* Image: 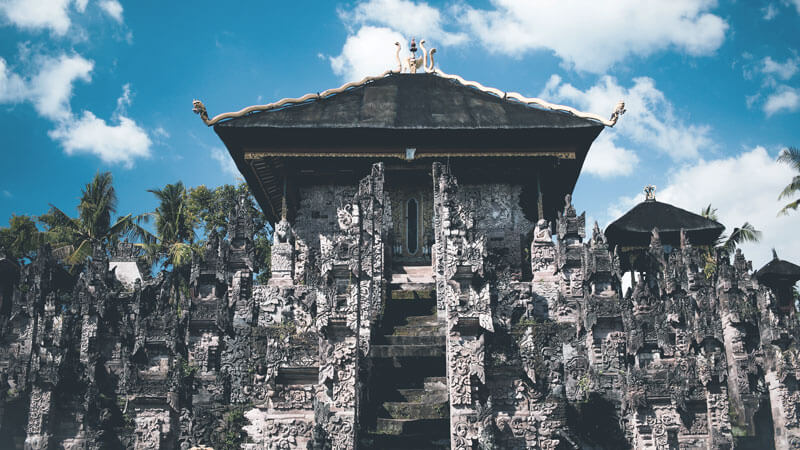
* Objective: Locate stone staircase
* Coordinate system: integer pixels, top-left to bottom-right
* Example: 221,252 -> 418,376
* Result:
360,267 -> 450,449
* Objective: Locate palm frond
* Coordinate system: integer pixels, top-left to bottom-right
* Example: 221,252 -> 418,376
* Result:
779,199 -> 800,216
168,242 -> 194,268
67,239 -> 93,266
778,147 -> 800,171
700,204 -> 719,221
722,222 -> 762,253
778,175 -> 800,200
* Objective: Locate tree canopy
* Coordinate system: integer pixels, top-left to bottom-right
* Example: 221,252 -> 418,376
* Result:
778,146 -> 800,216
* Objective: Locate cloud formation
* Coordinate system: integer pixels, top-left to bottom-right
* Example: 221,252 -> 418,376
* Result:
0,0 -> 75,35
763,86 -> 800,116
99,0 -> 123,23
0,53 -> 151,166
29,53 -> 93,120
581,133 -> 639,178
49,111 -> 151,167
457,0 -> 728,73
541,75 -> 713,164
762,56 -> 799,80
211,147 -> 241,180
330,26 -> 405,81
342,0 -> 466,46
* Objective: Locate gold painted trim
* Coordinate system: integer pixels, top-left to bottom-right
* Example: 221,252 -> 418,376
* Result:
416,151 -> 575,159
193,70 -> 399,126
244,151 -> 575,159
245,152 -> 406,159
193,60 -> 624,128
433,69 -> 625,127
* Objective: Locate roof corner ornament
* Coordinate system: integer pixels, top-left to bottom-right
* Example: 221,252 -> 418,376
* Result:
644,185 -> 657,201
192,99 -> 211,126
395,38 -> 437,74
608,100 -> 626,126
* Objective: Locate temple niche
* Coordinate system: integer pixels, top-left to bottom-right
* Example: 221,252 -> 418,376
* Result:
0,40 -> 799,450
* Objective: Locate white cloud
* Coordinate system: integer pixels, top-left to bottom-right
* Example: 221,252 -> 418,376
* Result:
763,85 -> 800,116
73,0 -> 87,12
0,57 -> 27,103
211,147 -> 240,180
0,0 -> 72,35
343,0 -> 466,46
541,74 -> 712,161
762,56 -> 799,80
2,190 -> 11,198
29,53 -> 93,120
330,26 -> 406,81
651,147 -> 799,268
99,0 -> 123,23
763,3 -> 779,19
457,0 -> 727,73
49,111 -> 151,167
582,133 -> 639,178
0,53 -> 152,166
116,82 -> 131,113
153,126 -> 169,138
789,0 -> 800,14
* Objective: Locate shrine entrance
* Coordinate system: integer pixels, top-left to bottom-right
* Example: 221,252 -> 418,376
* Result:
388,173 -> 433,266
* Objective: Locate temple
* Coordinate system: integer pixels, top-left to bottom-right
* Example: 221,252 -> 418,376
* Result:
1,41 -> 800,449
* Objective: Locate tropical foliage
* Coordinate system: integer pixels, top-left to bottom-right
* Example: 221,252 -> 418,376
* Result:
38,172 -> 144,268
0,215 -> 45,262
187,183 -> 271,283
0,174 -> 272,286
700,204 -> 762,277
777,146 -> 800,216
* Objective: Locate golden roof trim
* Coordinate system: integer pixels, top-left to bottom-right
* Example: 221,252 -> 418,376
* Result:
243,151 -> 575,159
193,43 -> 625,128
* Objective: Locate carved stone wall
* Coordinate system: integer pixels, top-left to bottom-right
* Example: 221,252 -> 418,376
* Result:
0,161 -> 798,449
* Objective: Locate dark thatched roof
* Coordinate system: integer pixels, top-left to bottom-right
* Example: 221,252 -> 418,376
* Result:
756,251 -> 800,287
215,73 -> 603,131
605,199 -> 725,249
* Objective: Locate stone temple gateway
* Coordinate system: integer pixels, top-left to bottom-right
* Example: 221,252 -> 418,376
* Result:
1,43 -> 800,449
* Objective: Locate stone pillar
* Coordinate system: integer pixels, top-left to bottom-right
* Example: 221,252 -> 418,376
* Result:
432,162 -> 494,449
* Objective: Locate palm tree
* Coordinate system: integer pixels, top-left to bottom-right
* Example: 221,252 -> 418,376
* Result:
700,204 -> 762,276
138,181 -> 197,270
135,182 -> 198,304
40,171 -> 141,267
778,146 -> 800,216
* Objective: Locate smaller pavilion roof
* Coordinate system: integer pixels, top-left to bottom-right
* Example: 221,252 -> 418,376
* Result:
605,198 -> 725,250
756,250 -> 800,287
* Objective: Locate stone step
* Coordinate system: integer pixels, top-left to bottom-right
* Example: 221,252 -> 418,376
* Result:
396,315 -> 439,328
390,324 -> 443,336
381,401 -> 449,419
386,296 -> 436,311
424,377 -> 448,391
379,335 -> 445,345
395,388 -> 448,403
390,283 -> 436,295
375,418 -> 449,436
369,344 -> 445,358
360,432 -> 450,450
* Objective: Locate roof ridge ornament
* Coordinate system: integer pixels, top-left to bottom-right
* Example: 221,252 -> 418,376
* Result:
644,185 -> 657,201
395,38 -> 436,73
192,41 -> 624,127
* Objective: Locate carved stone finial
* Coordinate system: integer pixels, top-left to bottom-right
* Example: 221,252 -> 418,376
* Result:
609,100 -> 626,126
395,38 -> 436,74
773,248 -> 779,260
192,99 -> 209,125
644,185 -> 656,201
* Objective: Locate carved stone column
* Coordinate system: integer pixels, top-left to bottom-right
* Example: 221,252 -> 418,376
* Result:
432,162 -> 493,449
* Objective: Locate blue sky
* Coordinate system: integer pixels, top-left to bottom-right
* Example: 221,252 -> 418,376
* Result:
0,0 -> 799,269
